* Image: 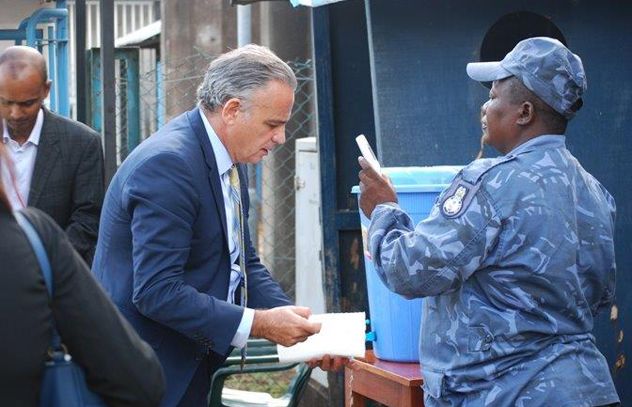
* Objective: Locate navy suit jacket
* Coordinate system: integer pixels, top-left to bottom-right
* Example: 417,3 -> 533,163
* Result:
92,108 -> 290,406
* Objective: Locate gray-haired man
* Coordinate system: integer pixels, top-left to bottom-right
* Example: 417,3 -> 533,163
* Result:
358,37 -> 619,406
94,44 -> 341,407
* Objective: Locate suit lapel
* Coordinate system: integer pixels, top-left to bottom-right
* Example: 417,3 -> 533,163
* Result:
29,109 -> 61,206
186,107 -> 228,243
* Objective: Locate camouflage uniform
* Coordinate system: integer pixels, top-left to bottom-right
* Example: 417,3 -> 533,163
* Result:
368,135 -> 620,406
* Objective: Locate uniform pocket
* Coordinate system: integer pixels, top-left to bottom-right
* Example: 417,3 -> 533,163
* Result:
468,325 -> 494,352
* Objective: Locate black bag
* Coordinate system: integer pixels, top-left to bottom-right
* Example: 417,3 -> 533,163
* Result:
15,211 -> 107,407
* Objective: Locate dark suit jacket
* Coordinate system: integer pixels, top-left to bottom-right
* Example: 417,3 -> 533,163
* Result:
92,107 -> 290,407
28,109 -> 104,264
0,207 -> 164,406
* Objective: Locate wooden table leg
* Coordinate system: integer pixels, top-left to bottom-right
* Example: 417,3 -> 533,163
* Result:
399,384 -> 424,407
345,366 -> 367,407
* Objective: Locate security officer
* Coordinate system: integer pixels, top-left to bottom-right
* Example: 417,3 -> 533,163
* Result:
358,37 -> 620,406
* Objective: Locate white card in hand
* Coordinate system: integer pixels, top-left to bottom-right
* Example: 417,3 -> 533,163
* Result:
276,312 -> 366,363
356,134 -> 381,173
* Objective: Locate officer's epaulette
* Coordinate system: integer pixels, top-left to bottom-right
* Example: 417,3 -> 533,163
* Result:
460,155 -> 516,185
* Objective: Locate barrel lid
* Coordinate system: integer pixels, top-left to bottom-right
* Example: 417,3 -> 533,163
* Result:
351,165 -> 461,193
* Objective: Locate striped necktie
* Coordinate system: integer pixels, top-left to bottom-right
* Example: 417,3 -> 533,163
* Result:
229,165 -> 248,368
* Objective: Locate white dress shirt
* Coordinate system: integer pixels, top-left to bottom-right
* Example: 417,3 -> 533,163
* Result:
1,109 -> 44,209
199,109 -> 254,349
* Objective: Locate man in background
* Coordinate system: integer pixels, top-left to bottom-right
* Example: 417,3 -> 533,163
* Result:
0,46 -> 104,264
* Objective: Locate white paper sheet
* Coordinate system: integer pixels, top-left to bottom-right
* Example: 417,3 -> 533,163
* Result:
276,312 -> 366,363
289,0 -> 349,8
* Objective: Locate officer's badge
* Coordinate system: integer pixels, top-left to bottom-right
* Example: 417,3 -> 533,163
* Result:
442,186 -> 468,217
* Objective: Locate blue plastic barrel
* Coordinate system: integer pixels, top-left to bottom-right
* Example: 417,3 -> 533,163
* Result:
352,166 -> 461,362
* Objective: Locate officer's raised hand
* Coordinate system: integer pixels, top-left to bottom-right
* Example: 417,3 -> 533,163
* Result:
358,156 -> 397,218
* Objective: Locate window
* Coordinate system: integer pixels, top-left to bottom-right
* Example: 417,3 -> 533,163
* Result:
480,11 -> 566,62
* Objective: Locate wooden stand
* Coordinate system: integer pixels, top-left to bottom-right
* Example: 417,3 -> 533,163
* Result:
344,350 -> 424,407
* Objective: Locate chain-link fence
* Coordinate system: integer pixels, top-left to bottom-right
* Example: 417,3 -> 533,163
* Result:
257,59 -> 315,300
115,58 -> 131,164
110,51 -> 315,301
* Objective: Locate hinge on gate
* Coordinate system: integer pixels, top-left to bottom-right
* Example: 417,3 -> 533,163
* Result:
294,175 -> 306,191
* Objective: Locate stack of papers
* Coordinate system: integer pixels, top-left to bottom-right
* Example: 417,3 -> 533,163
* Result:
277,312 -> 366,363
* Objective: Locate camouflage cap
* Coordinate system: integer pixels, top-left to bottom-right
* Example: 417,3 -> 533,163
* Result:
466,37 -> 587,119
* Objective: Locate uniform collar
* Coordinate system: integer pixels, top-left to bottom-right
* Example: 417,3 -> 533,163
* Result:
506,134 -> 566,158
198,108 -> 233,176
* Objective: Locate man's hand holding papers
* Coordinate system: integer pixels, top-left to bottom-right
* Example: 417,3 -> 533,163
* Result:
277,312 -> 366,372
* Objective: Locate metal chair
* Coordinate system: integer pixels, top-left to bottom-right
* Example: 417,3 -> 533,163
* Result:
208,339 -> 313,407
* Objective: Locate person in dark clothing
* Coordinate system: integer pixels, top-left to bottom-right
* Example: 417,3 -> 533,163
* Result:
0,142 -> 165,406
0,46 -> 104,265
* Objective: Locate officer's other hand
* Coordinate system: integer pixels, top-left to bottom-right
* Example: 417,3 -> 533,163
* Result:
251,306 -> 322,347
358,156 -> 397,218
307,355 -> 349,372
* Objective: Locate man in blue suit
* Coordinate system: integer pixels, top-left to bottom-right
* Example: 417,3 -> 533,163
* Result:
93,45 -> 324,406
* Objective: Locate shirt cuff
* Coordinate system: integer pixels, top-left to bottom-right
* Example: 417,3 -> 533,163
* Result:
230,307 -> 255,349
375,202 -> 401,214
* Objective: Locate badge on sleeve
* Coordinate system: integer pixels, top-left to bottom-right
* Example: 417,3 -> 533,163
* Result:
440,181 -> 477,219
442,186 -> 467,216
